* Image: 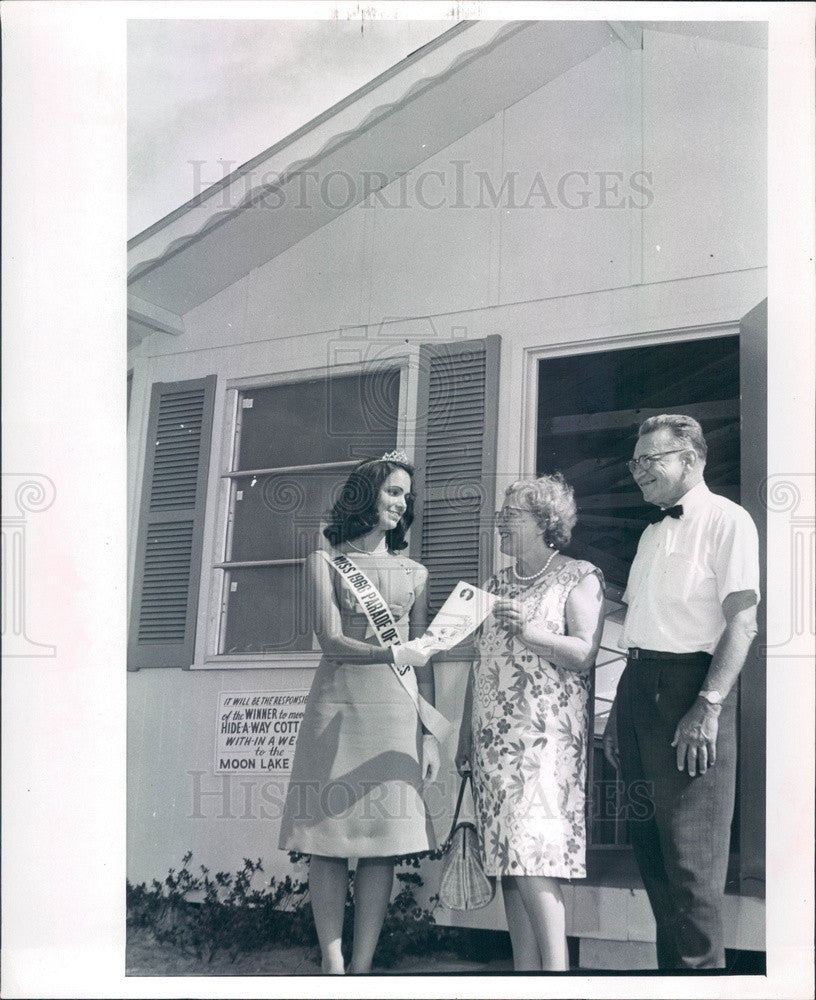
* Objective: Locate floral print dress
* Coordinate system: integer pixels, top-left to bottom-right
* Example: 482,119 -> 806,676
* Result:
471,559 -> 603,878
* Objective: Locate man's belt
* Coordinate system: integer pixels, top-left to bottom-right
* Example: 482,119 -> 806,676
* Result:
627,647 -> 711,662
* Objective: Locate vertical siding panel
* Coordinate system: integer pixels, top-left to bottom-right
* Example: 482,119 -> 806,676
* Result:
738,298 -> 767,894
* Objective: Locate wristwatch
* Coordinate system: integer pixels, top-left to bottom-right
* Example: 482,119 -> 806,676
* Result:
698,689 -> 723,707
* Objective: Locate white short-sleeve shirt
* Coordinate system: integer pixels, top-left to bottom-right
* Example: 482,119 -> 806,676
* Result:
622,481 -> 760,654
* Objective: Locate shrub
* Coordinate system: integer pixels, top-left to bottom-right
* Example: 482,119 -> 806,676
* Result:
126,851 -> 464,968
126,852 -> 314,963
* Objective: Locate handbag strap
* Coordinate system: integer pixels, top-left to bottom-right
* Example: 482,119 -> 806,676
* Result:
445,774 -> 473,844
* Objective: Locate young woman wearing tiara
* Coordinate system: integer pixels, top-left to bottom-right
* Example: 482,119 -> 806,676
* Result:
278,452 -> 446,975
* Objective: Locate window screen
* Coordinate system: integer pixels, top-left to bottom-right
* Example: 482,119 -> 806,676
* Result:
219,369 -> 400,654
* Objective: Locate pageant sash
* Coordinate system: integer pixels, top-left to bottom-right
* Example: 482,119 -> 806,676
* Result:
318,550 -> 452,743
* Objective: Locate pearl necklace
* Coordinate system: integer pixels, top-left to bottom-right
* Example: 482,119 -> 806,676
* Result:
345,538 -> 386,555
512,548 -> 558,582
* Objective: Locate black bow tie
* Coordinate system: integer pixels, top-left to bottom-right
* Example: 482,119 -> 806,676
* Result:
650,504 -> 683,524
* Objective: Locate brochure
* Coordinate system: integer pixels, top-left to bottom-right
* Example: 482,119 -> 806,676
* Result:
416,581 -> 497,654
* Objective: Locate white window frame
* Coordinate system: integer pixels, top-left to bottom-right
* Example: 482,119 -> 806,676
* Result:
193,351 -> 419,669
519,320 -> 741,480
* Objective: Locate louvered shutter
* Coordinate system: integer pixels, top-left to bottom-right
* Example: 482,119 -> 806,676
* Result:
411,337 -> 501,624
128,376 -> 216,669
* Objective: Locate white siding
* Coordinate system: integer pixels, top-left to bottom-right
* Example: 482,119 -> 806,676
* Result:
127,28 -> 768,919
641,28 -> 767,284
368,120 -> 496,321
500,43 -> 643,303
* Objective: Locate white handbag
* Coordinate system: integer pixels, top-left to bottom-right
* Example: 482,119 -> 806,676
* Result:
438,774 -> 495,910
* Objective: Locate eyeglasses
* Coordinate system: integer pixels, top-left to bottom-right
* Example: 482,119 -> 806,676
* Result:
494,506 -> 531,522
627,449 -> 687,474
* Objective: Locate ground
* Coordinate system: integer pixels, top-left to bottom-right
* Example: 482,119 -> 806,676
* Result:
126,926 -> 514,977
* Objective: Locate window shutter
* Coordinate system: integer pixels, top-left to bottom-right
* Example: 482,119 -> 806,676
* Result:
411,336 -> 501,618
128,376 -> 216,669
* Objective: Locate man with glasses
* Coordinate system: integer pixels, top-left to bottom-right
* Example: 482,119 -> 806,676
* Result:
603,413 -> 759,969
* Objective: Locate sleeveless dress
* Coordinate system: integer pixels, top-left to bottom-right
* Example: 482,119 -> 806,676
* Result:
471,559 -> 603,879
278,550 -> 436,858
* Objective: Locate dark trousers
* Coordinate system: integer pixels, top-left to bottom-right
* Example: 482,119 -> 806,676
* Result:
617,652 -> 737,970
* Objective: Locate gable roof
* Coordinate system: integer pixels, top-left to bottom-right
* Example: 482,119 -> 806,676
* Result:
127,17 -> 766,343
128,20 -> 621,322
127,20 -> 474,255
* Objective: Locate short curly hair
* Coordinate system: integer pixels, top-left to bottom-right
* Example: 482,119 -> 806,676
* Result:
638,413 -> 708,462
505,473 -> 577,549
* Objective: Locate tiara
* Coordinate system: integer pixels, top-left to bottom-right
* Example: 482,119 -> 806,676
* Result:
381,449 -> 410,464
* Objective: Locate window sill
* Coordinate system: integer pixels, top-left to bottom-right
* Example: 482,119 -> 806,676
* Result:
193,646 -> 476,669
193,652 -> 322,670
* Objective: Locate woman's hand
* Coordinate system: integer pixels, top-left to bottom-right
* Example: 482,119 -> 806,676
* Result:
392,639 -> 432,669
421,733 -> 441,783
492,597 -> 526,637
454,726 -> 473,776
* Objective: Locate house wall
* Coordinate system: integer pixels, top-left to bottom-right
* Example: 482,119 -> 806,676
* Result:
132,28 -> 765,360
127,27 -> 767,957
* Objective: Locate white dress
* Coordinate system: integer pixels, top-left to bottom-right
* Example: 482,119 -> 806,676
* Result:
278,551 -> 436,858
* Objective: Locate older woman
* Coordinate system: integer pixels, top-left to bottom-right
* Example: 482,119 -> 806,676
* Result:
455,474 -> 604,971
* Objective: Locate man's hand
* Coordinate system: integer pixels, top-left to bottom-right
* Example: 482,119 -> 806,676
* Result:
671,698 -> 720,776
602,700 -> 620,771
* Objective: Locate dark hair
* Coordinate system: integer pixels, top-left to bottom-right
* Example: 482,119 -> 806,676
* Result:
323,459 -> 415,551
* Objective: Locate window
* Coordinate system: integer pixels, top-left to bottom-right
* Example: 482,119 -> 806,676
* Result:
123,336 -> 501,667
216,369 -> 402,655
535,335 -> 741,847
205,335 -> 501,662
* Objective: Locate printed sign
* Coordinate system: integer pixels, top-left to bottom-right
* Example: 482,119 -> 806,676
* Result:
216,690 -> 308,775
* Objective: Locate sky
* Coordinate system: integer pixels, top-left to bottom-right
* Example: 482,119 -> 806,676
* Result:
128,17 -> 452,237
